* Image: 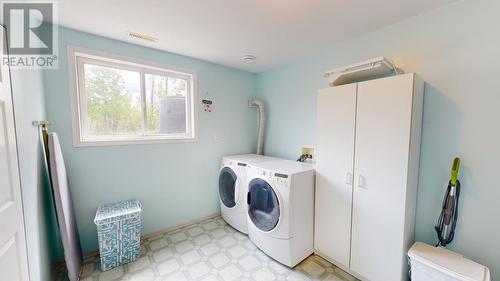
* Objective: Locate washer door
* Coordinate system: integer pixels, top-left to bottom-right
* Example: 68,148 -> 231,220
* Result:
219,167 -> 237,208
248,178 -> 280,232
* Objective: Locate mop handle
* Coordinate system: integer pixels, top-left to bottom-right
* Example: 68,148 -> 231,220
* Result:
450,158 -> 461,187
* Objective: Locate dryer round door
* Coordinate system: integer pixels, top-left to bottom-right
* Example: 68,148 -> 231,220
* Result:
248,178 -> 280,232
219,167 -> 237,208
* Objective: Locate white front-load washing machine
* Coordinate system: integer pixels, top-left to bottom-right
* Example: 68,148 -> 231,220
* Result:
219,154 -> 276,234
246,159 -> 315,267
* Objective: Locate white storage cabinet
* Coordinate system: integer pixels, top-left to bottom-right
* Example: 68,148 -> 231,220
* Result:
314,73 -> 424,281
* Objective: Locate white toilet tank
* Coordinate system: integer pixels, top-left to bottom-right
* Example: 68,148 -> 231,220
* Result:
408,242 -> 490,281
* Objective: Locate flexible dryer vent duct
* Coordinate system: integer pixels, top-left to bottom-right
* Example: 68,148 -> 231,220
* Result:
248,98 -> 265,155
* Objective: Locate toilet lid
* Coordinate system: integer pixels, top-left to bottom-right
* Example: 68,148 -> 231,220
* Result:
408,242 -> 490,281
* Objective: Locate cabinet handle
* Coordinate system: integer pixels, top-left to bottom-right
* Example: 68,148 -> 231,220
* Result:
346,172 -> 353,185
358,175 -> 366,188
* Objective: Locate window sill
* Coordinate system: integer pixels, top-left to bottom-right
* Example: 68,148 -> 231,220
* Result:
73,136 -> 198,147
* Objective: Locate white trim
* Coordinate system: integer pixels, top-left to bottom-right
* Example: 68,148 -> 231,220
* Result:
139,70 -> 147,134
141,213 -> 221,241
67,46 -> 198,147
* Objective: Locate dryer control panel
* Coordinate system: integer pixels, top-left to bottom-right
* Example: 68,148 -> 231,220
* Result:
274,173 -> 289,185
250,166 -> 290,186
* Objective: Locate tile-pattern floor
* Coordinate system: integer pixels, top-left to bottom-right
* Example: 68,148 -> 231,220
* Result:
59,216 -> 358,281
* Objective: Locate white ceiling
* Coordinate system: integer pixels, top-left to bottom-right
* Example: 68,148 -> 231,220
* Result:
56,0 -> 456,73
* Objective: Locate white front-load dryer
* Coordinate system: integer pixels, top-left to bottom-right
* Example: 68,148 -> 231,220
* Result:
246,159 -> 315,267
219,154 -> 275,234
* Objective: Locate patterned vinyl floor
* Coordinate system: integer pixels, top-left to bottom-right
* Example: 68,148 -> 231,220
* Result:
58,216 -> 358,281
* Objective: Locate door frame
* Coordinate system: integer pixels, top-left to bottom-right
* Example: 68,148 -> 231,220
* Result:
0,23 -> 31,281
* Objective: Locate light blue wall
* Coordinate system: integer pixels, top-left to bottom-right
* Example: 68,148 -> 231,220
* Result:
257,0 -> 500,277
11,68 -> 59,281
43,27 -> 258,253
40,0 -> 499,276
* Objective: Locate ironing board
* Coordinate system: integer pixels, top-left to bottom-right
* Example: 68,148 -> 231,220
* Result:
48,133 -> 82,281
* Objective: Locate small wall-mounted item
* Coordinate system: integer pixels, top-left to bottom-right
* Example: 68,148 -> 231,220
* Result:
299,145 -> 315,162
202,99 -> 213,112
202,91 -> 213,113
324,57 -> 398,86
32,120 -> 51,127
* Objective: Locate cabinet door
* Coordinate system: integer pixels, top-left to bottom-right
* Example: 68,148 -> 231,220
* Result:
315,84 -> 357,267
350,74 -> 414,281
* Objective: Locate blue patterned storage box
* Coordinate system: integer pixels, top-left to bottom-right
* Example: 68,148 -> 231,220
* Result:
94,199 -> 142,271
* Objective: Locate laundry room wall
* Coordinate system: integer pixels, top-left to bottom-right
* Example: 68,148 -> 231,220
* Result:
256,0 -> 500,277
43,26 -> 258,254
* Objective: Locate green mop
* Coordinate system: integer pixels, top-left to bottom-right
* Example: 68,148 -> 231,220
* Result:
435,157 -> 461,247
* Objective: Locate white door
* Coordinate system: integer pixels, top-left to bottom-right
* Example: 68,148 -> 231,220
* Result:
0,25 -> 30,281
315,83 -> 357,267
350,74 -> 414,281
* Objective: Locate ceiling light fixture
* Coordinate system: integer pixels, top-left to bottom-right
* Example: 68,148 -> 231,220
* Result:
242,55 -> 257,63
127,31 -> 158,42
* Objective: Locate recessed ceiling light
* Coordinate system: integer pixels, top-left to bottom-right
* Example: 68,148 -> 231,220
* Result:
128,31 -> 158,42
242,55 -> 256,63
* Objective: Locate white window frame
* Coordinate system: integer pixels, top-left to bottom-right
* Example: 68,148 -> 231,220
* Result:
68,46 -> 197,147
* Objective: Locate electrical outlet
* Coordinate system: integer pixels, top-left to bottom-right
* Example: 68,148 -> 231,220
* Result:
300,145 -> 315,162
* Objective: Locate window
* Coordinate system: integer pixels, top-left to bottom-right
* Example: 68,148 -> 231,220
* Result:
68,47 -> 196,146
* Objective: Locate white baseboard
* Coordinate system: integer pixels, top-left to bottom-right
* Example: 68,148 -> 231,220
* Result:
141,213 -> 220,241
